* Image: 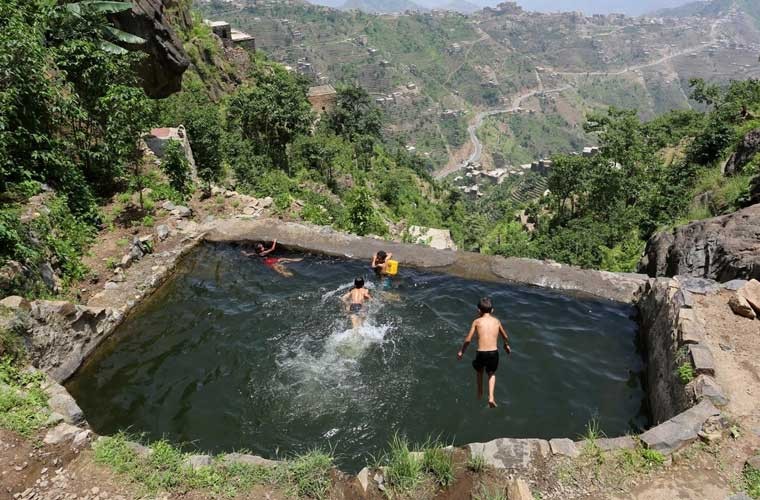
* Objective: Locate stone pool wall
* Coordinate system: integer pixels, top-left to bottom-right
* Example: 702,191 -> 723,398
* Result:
638,276 -> 729,425
205,219 -> 648,303
0,218 -> 733,489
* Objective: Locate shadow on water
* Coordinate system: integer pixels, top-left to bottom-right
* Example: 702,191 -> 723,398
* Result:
67,243 -> 649,472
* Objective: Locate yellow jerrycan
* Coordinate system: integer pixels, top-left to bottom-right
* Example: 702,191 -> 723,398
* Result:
385,259 -> 399,276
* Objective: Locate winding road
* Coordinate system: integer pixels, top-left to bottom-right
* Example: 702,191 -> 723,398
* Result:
434,85 -> 570,178
433,16 -> 726,179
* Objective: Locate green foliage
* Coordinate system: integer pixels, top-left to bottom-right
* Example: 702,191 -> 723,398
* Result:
422,444 -> 455,488
344,187 -> 387,236
326,85 -> 383,142
93,434 -> 334,498
0,355 -> 49,437
286,450 -> 333,499
385,434 -> 424,493
466,454 -> 487,473
745,463 -> 760,499
0,195 -> 93,297
157,82 -> 223,186
161,140 -> 192,198
677,362 -> 696,384
227,61 -> 314,170
481,221 -> 536,259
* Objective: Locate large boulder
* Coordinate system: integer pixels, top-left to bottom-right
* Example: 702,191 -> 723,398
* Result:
638,204 -> 760,282
110,0 -> 190,98
638,231 -> 674,277
724,128 -> 760,176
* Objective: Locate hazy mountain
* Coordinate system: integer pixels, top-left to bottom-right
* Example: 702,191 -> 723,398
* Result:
340,0 -> 426,13
416,0 -> 481,13
309,0 -> 698,16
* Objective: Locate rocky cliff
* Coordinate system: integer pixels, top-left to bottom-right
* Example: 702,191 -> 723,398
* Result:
639,203 -> 760,281
111,0 -> 190,98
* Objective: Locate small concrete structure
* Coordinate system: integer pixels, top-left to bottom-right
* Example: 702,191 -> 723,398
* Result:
307,85 -> 338,114
144,126 -> 197,180
205,20 -> 231,40
407,226 -> 457,251
230,30 -> 256,51
203,19 -> 256,51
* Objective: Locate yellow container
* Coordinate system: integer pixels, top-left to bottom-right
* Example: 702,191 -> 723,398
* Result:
385,259 -> 399,276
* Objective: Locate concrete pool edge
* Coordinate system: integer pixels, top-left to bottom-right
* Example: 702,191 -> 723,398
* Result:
204,218 -> 649,304
2,218 -> 731,487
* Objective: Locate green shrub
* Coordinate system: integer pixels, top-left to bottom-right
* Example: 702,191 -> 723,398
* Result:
677,362 -> 696,384
0,356 -> 49,436
422,444 -> 454,487
745,463 -> 760,499
286,450 -> 333,500
344,187 -> 387,236
161,140 -> 193,198
385,434 -> 423,492
466,454 -> 487,473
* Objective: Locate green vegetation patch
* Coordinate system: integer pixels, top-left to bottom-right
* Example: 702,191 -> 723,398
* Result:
93,434 -> 334,498
745,463 -> 760,499
0,345 -> 50,437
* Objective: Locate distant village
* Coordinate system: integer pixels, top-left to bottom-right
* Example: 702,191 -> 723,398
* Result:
454,146 -> 601,198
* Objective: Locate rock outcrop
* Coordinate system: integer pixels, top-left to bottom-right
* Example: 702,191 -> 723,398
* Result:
638,204 -> 760,282
111,0 -> 190,98
724,128 -> 760,176
0,298 -> 121,383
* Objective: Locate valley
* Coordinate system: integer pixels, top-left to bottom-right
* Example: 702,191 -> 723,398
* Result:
199,0 -> 760,180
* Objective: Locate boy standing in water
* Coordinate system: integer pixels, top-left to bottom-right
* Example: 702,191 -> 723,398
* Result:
457,298 -> 511,408
342,278 -> 372,329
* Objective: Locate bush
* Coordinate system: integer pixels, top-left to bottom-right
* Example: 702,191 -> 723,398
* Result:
385,434 -> 423,493
677,362 -> 696,384
422,445 -> 454,487
344,187 -> 387,236
0,355 -> 49,436
161,140 -> 192,198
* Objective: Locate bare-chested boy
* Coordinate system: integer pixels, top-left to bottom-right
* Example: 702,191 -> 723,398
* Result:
456,297 -> 511,408
342,278 -> 372,329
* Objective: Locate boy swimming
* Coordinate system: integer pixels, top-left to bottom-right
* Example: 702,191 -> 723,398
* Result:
457,297 -> 511,408
241,239 -> 302,277
342,278 -> 372,329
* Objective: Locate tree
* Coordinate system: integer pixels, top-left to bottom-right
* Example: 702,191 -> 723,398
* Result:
226,62 -> 313,171
326,86 -> 383,141
344,186 -> 386,236
161,140 -> 192,198
481,221 -> 535,259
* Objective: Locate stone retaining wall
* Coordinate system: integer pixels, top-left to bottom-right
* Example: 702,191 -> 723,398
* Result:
638,276 -> 728,424
1,217 -> 735,491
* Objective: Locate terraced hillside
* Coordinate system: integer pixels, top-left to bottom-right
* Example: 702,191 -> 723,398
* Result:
198,0 -> 760,177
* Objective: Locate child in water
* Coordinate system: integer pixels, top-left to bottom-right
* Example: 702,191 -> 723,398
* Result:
241,239 -> 302,277
342,277 -> 372,329
457,297 -> 511,408
371,250 -> 394,291
371,250 -> 392,276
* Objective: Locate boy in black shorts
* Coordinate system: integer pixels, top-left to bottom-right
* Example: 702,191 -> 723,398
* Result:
457,298 -> 511,408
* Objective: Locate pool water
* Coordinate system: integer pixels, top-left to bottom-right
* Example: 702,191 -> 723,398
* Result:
67,244 -> 647,471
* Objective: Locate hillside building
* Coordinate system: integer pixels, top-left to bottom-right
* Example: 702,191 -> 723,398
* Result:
307,85 -> 338,114
203,20 -> 256,52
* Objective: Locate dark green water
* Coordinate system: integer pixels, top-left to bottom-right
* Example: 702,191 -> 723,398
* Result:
68,244 -> 647,471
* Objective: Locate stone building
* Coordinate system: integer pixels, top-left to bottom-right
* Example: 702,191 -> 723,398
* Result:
307,85 -> 338,114
203,19 -> 256,52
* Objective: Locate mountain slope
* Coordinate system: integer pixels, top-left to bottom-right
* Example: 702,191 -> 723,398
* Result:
341,0 -> 425,13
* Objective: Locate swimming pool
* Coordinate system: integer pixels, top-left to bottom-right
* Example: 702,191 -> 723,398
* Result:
67,244 -> 647,471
